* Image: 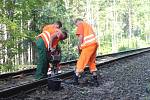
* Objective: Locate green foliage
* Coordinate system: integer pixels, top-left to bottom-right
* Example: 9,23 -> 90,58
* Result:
99,34 -> 112,54
59,27 -> 78,61
118,46 -> 131,51
0,0 -> 150,73
0,0 -> 66,71
1,64 -> 13,72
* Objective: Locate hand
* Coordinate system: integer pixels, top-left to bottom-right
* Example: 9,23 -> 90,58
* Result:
35,36 -> 39,40
77,46 -> 82,54
78,49 -> 82,54
50,48 -> 55,52
32,42 -> 36,46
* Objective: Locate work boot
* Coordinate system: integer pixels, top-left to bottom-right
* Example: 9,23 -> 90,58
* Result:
57,70 -> 62,74
56,65 -> 62,74
89,75 -> 99,87
57,63 -> 62,74
80,73 -> 88,84
47,67 -> 52,77
93,75 -> 99,87
72,74 -> 79,85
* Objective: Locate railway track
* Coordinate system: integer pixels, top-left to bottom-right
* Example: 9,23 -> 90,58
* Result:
0,47 -> 150,99
14,49 -> 150,100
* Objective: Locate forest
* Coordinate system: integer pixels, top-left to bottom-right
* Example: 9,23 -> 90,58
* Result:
0,0 -> 150,73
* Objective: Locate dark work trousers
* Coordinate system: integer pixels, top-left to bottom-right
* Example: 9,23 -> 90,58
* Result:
35,37 -> 48,80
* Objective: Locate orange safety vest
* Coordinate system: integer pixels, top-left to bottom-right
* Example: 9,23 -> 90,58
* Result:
38,24 -> 61,49
78,22 -> 97,49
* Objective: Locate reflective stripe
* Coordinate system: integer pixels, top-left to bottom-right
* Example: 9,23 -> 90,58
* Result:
44,31 -> 51,40
84,37 -> 96,44
39,31 -> 51,50
83,34 -> 94,41
42,33 -> 50,49
81,37 -> 97,47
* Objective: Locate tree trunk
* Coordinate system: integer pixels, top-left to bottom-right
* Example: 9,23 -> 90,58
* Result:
112,0 -> 117,52
128,0 -> 132,48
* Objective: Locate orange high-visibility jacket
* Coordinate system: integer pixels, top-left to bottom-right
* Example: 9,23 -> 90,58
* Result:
38,24 -> 62,49
76,21 -> 97,49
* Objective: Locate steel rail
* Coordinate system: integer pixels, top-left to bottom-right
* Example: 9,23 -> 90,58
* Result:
0,47 -> 150,98
1,47 -> 150,79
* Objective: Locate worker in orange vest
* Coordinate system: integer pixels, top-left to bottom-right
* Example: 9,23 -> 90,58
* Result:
35,21 -> 67,80
73,18 -> 99,86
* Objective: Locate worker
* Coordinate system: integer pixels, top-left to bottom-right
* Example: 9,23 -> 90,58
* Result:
35,21 -> 67,80
73,18 -> 99,86
47,45 -> 62,76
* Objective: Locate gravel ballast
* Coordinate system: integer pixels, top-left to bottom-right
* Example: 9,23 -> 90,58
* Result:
9,51 -> 150,100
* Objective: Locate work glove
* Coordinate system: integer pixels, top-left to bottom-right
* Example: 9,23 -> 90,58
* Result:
50,48 -> 56,52
32,42 -> 36,46
77,46 -> 82,54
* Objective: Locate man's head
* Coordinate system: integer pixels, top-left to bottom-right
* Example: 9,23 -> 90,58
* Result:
61,31 -> 68,40
54,21 -> 62,28
58,27 -> 68,40
75,18 -> 83,26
